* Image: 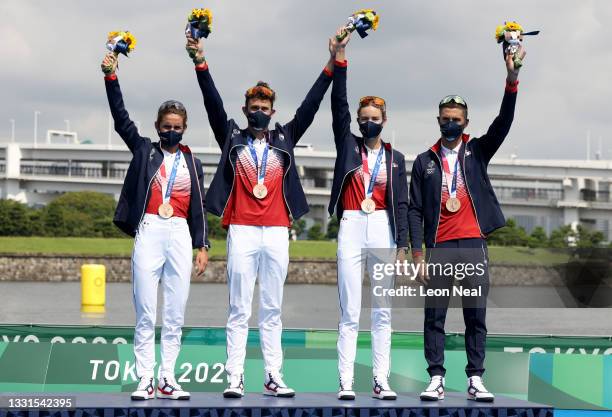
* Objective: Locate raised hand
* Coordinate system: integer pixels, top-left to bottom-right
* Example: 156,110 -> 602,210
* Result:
186,31 -> 205,64
101,52 -> 118,75
331,26 -> 351,62
506,44 -> 526,82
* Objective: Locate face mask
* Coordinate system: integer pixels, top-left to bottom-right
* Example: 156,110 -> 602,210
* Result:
247,111 -> 271,131
159,130 -> 183,147
358,121 -> 383,139
440,121 -> 464,141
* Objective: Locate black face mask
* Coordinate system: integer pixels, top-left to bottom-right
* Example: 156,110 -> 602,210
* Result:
358,121 -> 383,139
439,121 -> 464,141
247,111 -> 271,131
159,130 -> 183,147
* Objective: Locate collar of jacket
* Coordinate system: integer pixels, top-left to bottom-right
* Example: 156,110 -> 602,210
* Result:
152,141 -> 193,155
430,133 -> 470,154
357,137 -> 393,153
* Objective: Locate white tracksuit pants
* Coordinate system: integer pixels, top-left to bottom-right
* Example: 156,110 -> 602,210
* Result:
337,209 -> 396,380
132,214 -> 192,379
225,224 -> 289,376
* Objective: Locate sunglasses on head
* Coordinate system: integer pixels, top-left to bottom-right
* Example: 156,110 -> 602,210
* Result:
359,96 -> 386,109
246,86 -> 274,99
159,100 -> 186,112
439,95 -> 467,108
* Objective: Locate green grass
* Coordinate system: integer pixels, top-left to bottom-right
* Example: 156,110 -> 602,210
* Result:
0,237 -> 569,264
0,237 -> 337,259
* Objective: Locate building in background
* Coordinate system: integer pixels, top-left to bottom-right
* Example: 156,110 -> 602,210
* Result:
1,140 -> 611,240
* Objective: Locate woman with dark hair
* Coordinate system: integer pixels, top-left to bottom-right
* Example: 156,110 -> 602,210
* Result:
101,52 -> 209,401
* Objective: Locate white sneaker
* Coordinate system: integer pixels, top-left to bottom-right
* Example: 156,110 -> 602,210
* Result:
263,371 -> 295,397
157,376 -> 190,400
467,376 -> 495,402
338,377 -> 355,400
420,375 -> 445,401
223,373 -> 245,398
372,375 -> 397,400
131,376 -> 155,400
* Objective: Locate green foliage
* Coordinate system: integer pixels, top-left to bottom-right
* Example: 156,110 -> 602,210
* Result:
492,219 -> 606,248
207,215 -> 227,239
291,218 -> 307,237
0,192 -> 124,238
527,226 -> 548,248
325,217 -> 339,240
487,218 -> 529,246
0,200 -> 34,236
307,223 -> 325,240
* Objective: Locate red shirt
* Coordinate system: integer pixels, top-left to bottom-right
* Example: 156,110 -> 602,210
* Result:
222,140 -> 290,228
145,148 -> 191,218
341,144 -> 387,211
435,139 -> 482,243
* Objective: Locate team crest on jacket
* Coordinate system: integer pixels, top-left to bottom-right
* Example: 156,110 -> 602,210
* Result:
425,160 -> 435,176
465,150 -> 471,157
355,145 -> 359,154
279,133 -> 285,141
149,148 -> 155,161
233,128 -> 240,136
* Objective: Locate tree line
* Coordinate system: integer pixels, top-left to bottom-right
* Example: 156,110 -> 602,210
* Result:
0,192 -> 607,247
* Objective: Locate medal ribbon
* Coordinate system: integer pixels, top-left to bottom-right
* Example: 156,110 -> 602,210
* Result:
247,137 -> 269,185
163,150 -> 182,204
361,145 -> 384,199
440,151 -> 459,199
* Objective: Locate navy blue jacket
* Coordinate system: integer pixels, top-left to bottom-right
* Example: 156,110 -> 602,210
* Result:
408,82 -> 518,251
104,75 -> 210,249
195,64 -> 332,220
329,62 -> 409,248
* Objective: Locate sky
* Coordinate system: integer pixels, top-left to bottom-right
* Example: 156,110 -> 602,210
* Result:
1,0 -> 611,160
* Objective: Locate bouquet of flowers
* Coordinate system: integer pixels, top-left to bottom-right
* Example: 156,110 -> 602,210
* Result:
495,21 -> 539,69
187,8 -> 213,39
337,9 -> 379,41
106,31 -> 137,57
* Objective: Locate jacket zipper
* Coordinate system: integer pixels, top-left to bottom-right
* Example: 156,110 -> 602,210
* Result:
190,152 -> 207,247
268,144 -> 293,218
138,161 -> 162,229
461,147 -> 484,236
431,150 -> 444,247
332,165 -> 360,217
389,148 -> 397,242
220,144 -> 243,217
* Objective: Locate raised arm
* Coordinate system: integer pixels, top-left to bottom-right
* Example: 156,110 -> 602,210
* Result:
101,53 -> 145,153
282,37 -> 337,147
187,34 -> 230,147
331,28 -> 352,150
472,45 -> 526,163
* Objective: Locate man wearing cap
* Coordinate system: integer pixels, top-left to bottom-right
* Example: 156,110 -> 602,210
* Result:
408,46 -> 526,402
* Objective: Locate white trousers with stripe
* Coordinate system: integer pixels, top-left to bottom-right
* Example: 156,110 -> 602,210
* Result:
132,214 -> 192,379
225,224 -> 289,376
336,209 -> 396,381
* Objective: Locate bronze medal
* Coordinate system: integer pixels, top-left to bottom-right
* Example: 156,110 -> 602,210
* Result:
445,197 -> 461,213
158,203 -> 174,219
361,198 -> 376,214
253,183 -> 268,199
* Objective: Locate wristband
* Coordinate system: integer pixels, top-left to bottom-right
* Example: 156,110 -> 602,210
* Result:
193,55 -> 206,65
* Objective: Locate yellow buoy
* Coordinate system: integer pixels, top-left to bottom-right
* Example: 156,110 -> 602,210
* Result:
81,264 -> 106,313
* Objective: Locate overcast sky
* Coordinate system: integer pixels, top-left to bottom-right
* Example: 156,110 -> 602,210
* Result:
1,1 -> 611,160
